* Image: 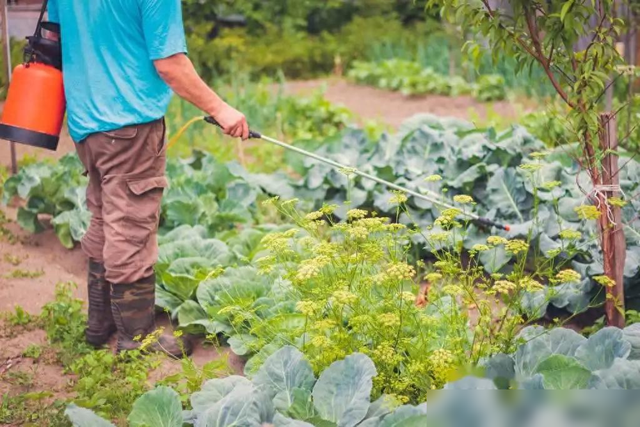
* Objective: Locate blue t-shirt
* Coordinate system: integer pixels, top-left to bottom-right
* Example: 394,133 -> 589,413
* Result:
47,0 -> 187,142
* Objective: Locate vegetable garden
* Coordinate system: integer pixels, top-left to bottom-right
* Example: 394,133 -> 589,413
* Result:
2,1 -> 640,426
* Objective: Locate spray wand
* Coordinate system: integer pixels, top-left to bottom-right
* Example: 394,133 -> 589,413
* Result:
167,116 -> 511,232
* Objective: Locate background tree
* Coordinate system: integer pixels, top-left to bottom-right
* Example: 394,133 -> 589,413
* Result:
427,0 -> 629,327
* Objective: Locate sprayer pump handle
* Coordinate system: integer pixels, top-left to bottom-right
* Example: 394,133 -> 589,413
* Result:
204,116 -> 261,139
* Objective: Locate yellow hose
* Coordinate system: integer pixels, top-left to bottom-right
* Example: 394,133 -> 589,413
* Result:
166,116 -> 206,150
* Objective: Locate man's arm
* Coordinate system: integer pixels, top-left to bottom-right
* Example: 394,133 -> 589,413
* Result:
154,54 -> 249,139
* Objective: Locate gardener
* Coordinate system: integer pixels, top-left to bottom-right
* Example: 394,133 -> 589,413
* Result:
47,0 -> 249,357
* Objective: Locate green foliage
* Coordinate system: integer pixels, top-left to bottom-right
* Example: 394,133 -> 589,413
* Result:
449,325 -> 640,390
0,39 -> 26,100
69,349 -> 159,423
6,305 -> 34,326
2,154 -> 89,248
39,282 -> 93,367
22,344 -> 43,360
65,347 -> 427,426
348,59 -> 505,101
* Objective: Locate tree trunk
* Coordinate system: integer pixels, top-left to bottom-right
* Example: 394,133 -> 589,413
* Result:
598,113 -> 626,328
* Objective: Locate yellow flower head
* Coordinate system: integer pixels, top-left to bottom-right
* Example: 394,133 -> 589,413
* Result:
559,229 -> 582,240
487,236 -> 508,246
390,192 -> 408,205
386,262 -> 416,281
594,275 -> 616,288
425,174 -> 443,182
347,209 -> 368,220
556,269 -> 581,284
505,239 -> 529,255
574,205 -> 601,220
453,195 -> 475,205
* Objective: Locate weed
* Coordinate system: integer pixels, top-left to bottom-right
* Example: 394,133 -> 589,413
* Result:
0,393 -> 69,426
3,253 -> 21,266
6,305 -> 33,326
22,344 -> 43,360
69,348 -> 159,423
40,282 -> 93,367
4,268 -> 44,279
159,349 -> 231,404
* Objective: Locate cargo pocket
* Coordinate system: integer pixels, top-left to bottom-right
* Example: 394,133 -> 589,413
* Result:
123,176 -> 168,245
101,125 -> 138,141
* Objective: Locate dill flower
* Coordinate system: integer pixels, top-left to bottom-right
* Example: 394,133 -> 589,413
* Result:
401,291 -> 416,302
520,277 -> 544,292
453,195 -> 474,204
281,198 -> 300,208
505,239 -> 529,255
519,163 -> 543,172
594,275 -> 616,288
494,280 -> 517,294
378,313 -> 401,328
348,226 -> 369,240
296,300 -> 321,316
556,269 -> 581,284
487,236 -> 508,246
386,262 -> 416,281
559,229 -> 582,240
442,284 -> 464,296
574,205 -> 601,220
320,204 -> 338,215
296,256 -> 330,281
430,231 -> 451,242
347,209 -> 368,220
387,223 -> 407,233
471,244 -> 490,252
390,192 -> 408,205
530,151 -> 551,159
608,197 -> 627,208
304,211 -> 324,220
425,174 -> 443,182
331,290 -> 358,306
546,248 -> 562,258
540,180 -> 562,190
425,272 -> 443,283
311,335 -> 331,348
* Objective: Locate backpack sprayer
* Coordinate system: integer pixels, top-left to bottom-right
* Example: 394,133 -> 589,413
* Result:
168,116 -> 511,232
0,0 -> 64,151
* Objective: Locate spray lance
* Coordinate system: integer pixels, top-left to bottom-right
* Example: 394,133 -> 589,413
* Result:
168,116 -> 511,232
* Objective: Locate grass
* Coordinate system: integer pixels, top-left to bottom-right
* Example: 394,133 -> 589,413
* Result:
4,268 -> 44,279
3,253 -> 22,266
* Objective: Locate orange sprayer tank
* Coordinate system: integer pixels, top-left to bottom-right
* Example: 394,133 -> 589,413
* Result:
0,19 -> 65,151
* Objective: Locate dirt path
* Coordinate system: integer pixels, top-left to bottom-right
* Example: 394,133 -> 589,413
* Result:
283,78 -> 531,128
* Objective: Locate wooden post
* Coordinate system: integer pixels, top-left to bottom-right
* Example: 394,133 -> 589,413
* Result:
0,0 -> 16,175
599,113 -> 626,328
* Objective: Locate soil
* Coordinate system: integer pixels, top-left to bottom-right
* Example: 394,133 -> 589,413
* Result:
0,78 -> 531,414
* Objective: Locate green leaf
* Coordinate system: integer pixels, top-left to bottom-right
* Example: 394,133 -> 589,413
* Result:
312,353 -> 377,427
128,386 -> 183,427
228,334 -> 259,356
514,326 -> 586,378
198,383 -> 274,426
273,412 -> 315,427
253,346 -> 316,412
65,404 -> 115,427
190,376 -> 252,416
535,355 -> 591,390
561,0 -> 574,22
590,359 -> 640,389
575,327 -> 631,371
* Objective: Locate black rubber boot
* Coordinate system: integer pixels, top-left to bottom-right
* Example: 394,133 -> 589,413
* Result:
110,275 -> 192,358
85,259 -> 117,347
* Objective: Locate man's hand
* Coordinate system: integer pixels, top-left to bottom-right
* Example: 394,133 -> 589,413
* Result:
154,54 -> 250,140
210,103 -> 249,140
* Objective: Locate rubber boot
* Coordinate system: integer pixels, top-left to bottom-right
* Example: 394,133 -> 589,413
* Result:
110,275 -> 192,358
85,259 -> 117,347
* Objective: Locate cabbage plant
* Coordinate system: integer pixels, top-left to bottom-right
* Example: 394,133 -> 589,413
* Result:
65,346 -> 427,427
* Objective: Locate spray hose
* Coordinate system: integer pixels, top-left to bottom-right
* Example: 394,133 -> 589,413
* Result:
167,116 -> 511,232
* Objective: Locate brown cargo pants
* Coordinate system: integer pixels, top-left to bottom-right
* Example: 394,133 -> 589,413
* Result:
76,119 -> 168,285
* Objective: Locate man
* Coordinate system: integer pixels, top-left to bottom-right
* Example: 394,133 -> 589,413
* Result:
47,0 -> 249,357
